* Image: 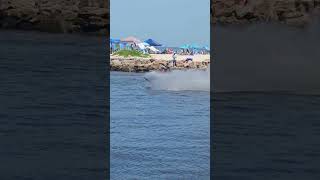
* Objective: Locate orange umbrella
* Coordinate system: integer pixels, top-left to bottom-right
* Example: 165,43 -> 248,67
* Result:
121,36 -> 142,44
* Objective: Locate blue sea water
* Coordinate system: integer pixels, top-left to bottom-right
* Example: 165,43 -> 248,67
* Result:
0,30 -> 107,179
212,25 -> 320,179
213,92 -> 320,179
110,72 -> 210,179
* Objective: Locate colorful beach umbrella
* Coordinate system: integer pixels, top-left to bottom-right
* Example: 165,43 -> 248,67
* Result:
121,36 -> 142,44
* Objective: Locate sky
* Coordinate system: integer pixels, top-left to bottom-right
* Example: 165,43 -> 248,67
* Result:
110,0 -> 210,47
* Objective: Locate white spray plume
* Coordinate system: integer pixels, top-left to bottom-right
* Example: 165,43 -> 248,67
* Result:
144,67 -> 210,91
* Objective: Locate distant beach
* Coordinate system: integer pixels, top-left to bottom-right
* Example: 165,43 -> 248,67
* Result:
110,36 -> 210,72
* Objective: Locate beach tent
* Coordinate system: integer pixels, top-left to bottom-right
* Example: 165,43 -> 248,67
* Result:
110,38 -> 122,52
142,42 -> 150,46
110,38 -> 120,44
110,38 -> 120,47
144,39 -> 162,46
121,36 -> 142,44
116,41 -> 129,50
137,43 -> 146,50
137,43 -> 148,54
119,43 -> 125,50
147,46 -> 160,53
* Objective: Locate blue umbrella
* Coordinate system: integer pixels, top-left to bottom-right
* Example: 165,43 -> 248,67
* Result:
203,46 -> 210,51
180,44 -> 190,49
144,39 -> 162,46
110,38 -> 120,44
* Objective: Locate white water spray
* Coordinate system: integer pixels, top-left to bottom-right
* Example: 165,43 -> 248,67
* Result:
144,67 -> 210,91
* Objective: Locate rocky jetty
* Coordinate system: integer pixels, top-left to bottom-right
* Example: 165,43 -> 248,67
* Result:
1,0 -> 319,34
110,57 -> 210,73
212,0 -> 320,27
0,0 -> 108,34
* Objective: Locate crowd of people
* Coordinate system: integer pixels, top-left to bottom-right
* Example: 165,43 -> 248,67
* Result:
111,44 -> 209,55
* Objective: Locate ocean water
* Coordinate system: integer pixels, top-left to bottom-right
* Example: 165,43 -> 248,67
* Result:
0,30 -> 108,179
212,23 -> 320,179
213,92 -> 320,179
110,72 -> 210,179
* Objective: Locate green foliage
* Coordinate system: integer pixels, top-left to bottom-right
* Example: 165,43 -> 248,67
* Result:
114,50 -> 150,58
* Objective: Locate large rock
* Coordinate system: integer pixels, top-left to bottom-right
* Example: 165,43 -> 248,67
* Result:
0,0 -> 108,34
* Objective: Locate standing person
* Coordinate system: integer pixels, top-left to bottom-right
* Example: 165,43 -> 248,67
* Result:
172,52 -> 177,67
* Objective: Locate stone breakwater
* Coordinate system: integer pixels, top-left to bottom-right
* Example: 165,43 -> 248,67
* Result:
212,0 -> 320,27
110,57 -> 210,72
2,0 -> 320,34
0,0 -> 108,34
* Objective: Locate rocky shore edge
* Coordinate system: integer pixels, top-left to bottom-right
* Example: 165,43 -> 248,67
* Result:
212,0 -> 320,27
2,0 -> 320,35
0,0 -> 108,34
110,57 -> 210,72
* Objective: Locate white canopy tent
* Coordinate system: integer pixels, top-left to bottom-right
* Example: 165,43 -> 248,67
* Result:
147,46 -> 160,53
137,43 -> 146,50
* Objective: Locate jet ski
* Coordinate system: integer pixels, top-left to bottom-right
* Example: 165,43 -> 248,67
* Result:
144,77 -> 151,82
144,68 -> 169,83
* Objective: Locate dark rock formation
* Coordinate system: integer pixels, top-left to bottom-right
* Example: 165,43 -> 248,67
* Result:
1,0 -> 319,34
211,0 -> 320,27
0,0 -> 109,34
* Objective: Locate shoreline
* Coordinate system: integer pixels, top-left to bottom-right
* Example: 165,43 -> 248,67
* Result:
110,54 -> 210,72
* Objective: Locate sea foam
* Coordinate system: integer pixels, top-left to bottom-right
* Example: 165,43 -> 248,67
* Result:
144,67 -> 210,91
